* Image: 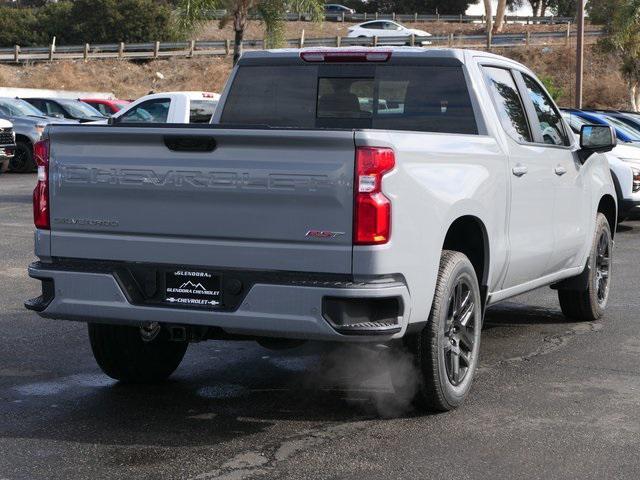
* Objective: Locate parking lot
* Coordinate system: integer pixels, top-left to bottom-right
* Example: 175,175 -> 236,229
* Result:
1,172 -> 640,480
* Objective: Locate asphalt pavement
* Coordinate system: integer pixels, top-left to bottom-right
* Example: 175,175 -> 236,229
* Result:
1,173 -> 639,480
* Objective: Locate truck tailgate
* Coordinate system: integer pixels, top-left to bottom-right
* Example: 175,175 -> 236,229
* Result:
48,126 -> 355,274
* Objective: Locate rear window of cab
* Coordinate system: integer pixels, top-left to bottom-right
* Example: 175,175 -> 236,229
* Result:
220,65 -> 478,134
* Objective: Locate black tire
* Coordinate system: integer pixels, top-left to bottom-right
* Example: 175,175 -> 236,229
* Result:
558,213 -> 612,321
9,141 -> 35,173
393,250 -> 482,412
88,323 -> 188,383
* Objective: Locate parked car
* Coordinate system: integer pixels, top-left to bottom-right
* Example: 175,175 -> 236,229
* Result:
561,111 -> 640,221
27,48 -> 617,412
562,108 -> 640,144
618,110 -> 640,127
23,98 -> 107,123
324,4 -> 355,14
0,97 -> 76,172
105,91 -> 220,124
80,98 -> 131,117
347,21 -> 432,45
0,119 -> 15,174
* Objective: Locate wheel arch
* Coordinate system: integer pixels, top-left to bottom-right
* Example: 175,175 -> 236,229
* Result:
15,133 -> 33,147
597,194 -> 617,239
442,215 -> 490,305
609,169 -> 623,214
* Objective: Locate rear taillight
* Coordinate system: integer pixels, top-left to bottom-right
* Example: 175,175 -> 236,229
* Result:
33,139 -> 50,230
354,147 -> 395,245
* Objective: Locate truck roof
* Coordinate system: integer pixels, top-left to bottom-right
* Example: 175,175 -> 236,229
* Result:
239,47 -> 531,73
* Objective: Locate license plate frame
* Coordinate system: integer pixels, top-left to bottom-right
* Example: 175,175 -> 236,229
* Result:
163,269 -> 222,309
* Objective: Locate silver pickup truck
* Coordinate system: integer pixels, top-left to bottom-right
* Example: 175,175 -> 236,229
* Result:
27,48 -> 617,411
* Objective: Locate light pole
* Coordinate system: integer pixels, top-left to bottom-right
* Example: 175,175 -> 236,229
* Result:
575,0 -> 585,108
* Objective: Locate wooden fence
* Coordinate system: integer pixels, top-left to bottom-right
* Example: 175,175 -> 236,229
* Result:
0,28 -> 603,64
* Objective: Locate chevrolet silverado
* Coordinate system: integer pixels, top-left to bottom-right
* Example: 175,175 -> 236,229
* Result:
26,48 -> 618,411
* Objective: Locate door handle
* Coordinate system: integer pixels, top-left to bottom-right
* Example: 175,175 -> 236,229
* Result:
163,135 -> 217,152
512,164 -> 528,177
554,165 -> 567,176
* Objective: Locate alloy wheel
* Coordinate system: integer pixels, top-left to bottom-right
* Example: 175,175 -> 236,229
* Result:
594,231 -> 611,306
444,277 -> 477,386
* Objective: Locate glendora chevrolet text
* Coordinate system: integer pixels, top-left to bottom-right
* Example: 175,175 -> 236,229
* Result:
26,48 -> 618,411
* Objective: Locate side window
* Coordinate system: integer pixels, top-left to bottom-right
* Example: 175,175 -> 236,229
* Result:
94,103 -> 108,116
364,22 -> 383,30
119,99 -> 170,123
45,101 -> 67,117
28,99 -> 44,111
482,66 -> 531,143
189,100 -> 216,123
522,74 -> 569,146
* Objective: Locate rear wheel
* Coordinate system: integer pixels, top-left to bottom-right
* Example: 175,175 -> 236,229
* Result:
558,213 -> 612,321
393,250 -> 482,411
88,323 -> 188,383
9,141 -> 34,173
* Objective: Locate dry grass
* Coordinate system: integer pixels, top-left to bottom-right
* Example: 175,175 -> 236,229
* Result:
0,43 -> 629,110
196,19 -> 575,41
0,57 -> 233,99
505,46 -> 628,109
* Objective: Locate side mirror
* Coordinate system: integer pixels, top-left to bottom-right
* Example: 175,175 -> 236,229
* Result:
578,124 -> 616,163
107,116 -> 118,125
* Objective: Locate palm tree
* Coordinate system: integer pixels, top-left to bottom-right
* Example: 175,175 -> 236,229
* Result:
494,0 -> 508,33
178,0 -> 324,65
482,0 -> 493,38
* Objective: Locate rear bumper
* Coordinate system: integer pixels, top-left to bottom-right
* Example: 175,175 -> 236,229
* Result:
26,261 -> 411,342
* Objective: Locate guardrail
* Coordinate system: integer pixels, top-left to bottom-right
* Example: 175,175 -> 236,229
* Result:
207,10 -> 574,24
0,29 -> 603,64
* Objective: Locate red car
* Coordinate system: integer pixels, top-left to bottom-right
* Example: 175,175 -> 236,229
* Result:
80,98 -> 131,117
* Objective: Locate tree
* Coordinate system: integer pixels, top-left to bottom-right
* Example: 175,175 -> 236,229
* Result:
424,0 -> 477,14
64,0 -> 179,44
482,0 -> 492,35
602,1 -> 640,111
0,0 -> 179,47
547,0 -> 576,16
494,0 -> 507,33
588,0 -> 640,110
178,0 -> 323,65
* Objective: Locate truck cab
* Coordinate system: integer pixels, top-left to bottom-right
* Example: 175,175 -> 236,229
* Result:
107,91 -> 221,125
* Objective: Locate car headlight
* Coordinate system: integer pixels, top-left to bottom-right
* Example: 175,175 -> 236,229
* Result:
632,167 -> 640,193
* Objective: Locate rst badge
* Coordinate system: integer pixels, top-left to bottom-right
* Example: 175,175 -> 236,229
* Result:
305,230 -> 345,239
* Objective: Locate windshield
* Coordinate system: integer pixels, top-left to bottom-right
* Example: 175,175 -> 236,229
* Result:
562,111 -> 640,142
58,99 -> 106,119
0,98 -> 45,117
561,111 -> 592,134
600,114 -> 640,141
